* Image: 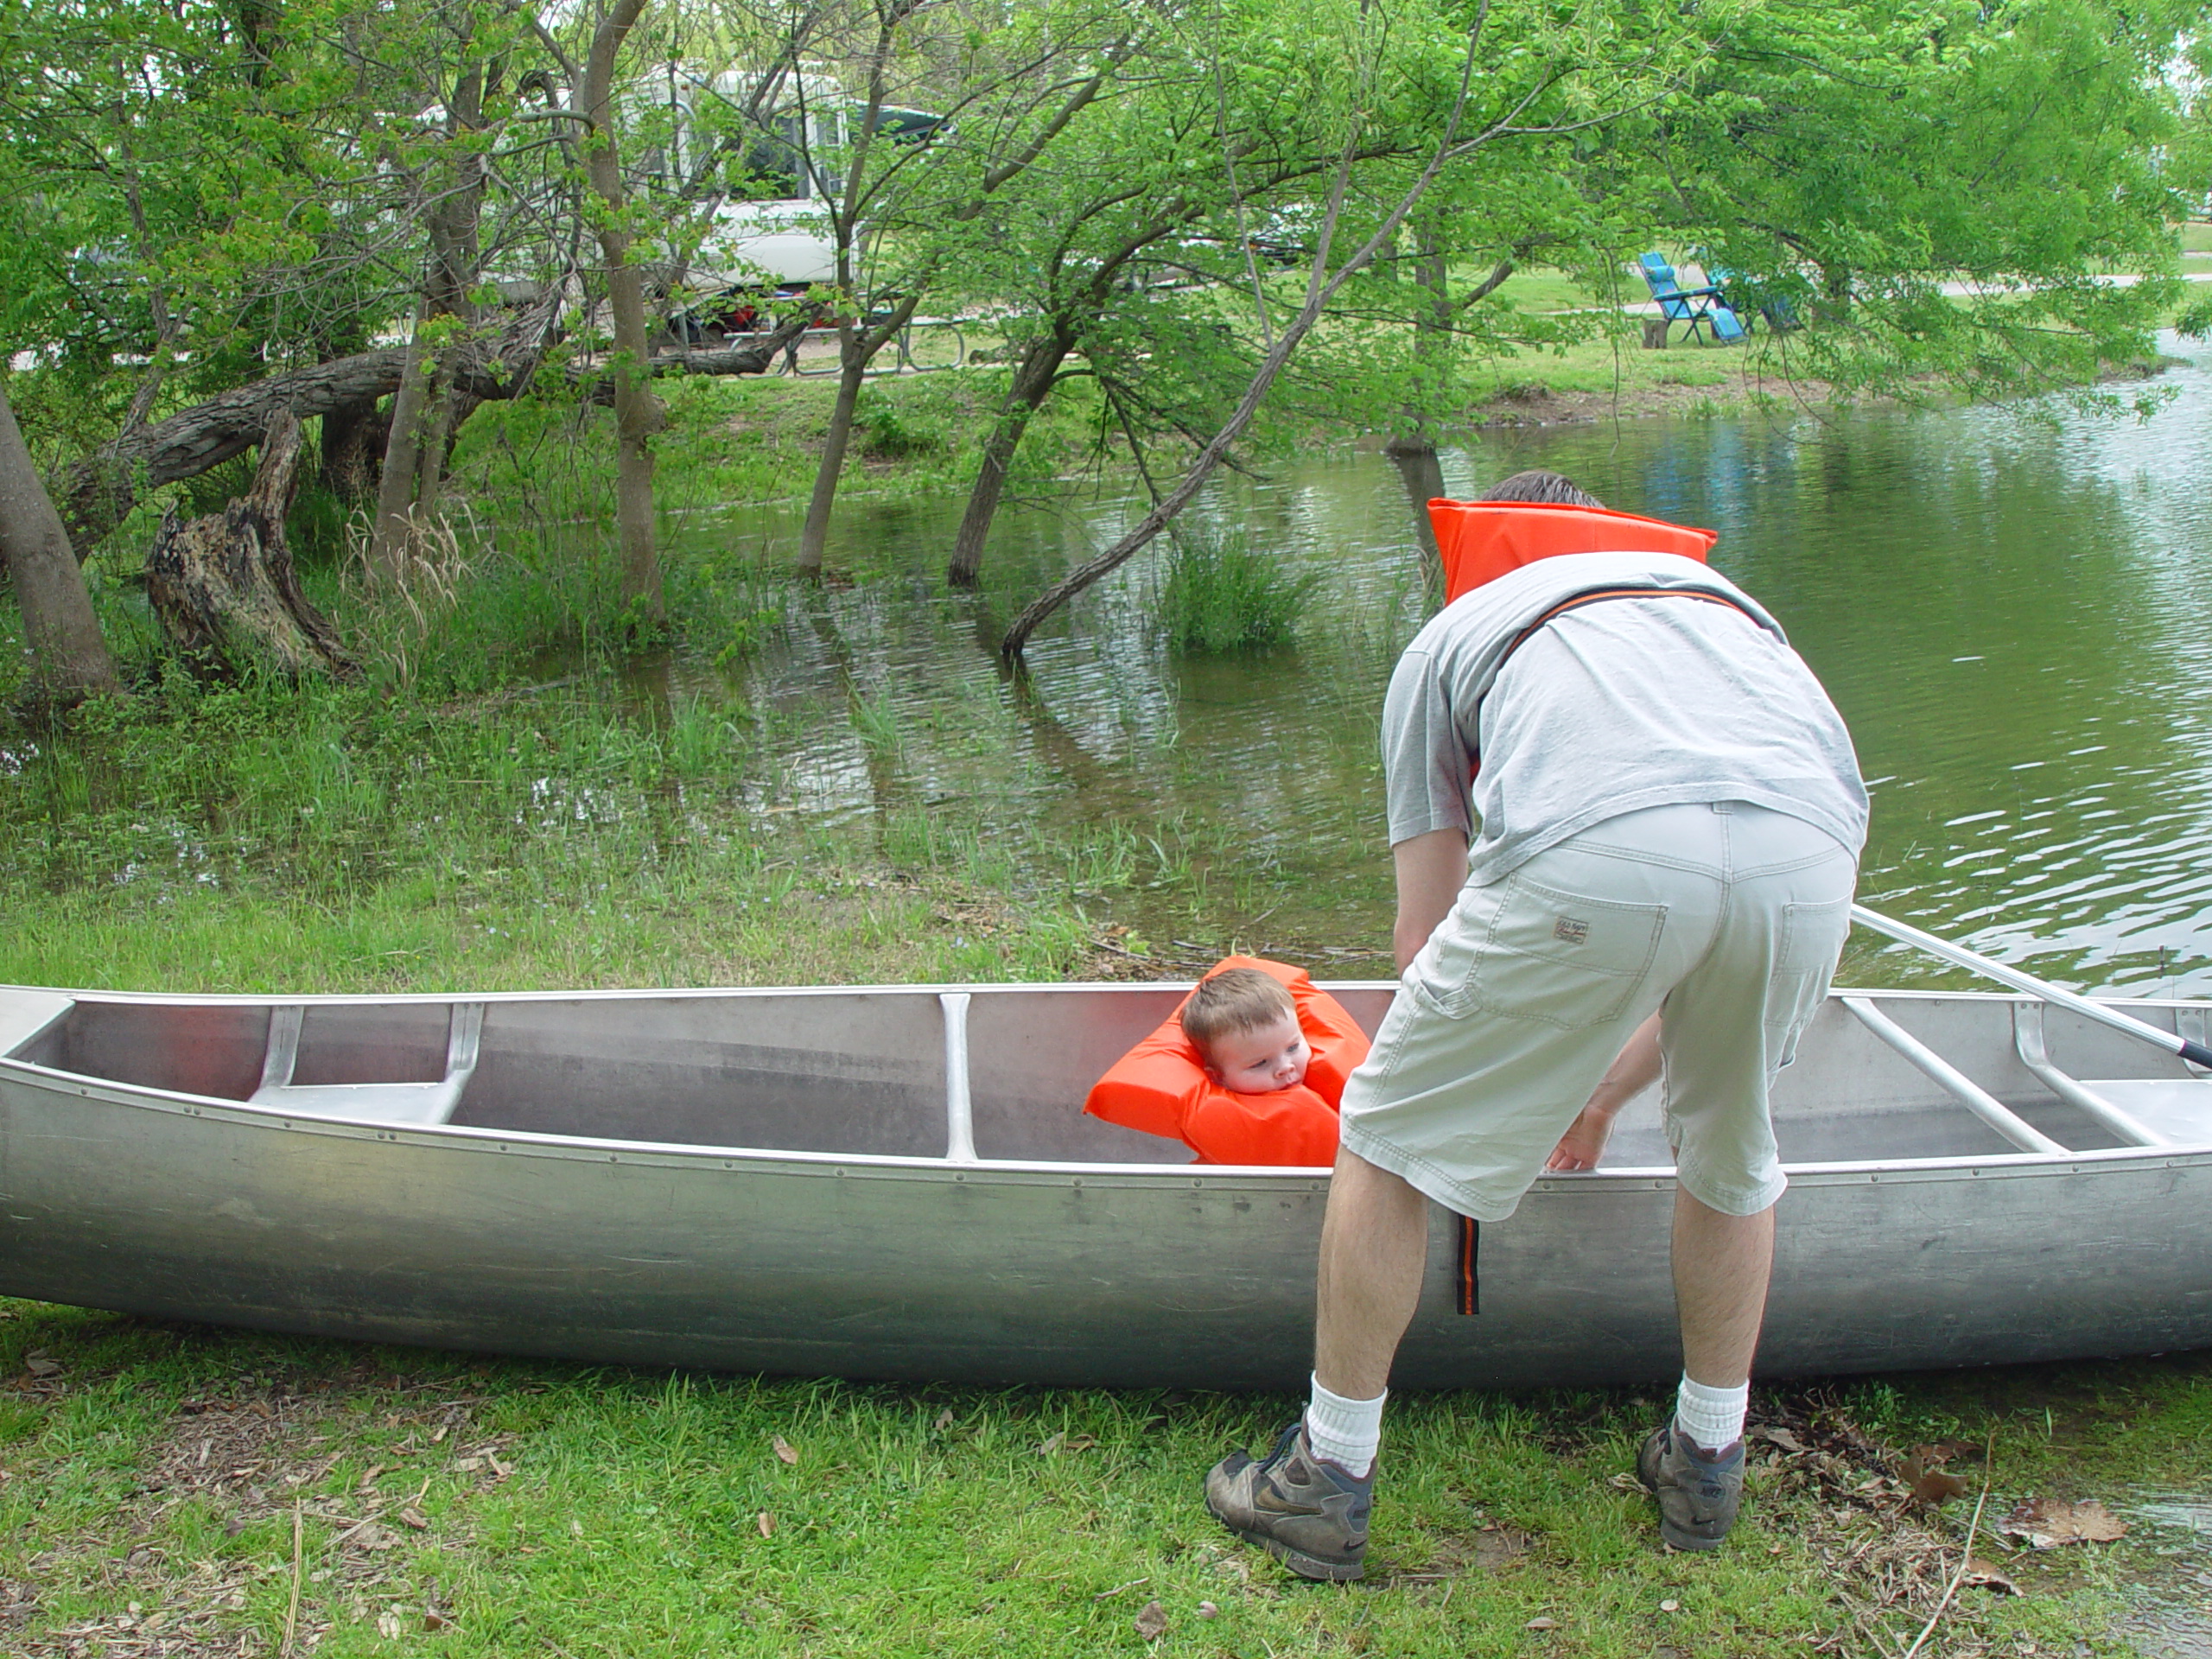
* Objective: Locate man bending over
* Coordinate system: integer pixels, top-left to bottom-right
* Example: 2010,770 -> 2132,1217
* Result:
1205,470 -> 1866,1577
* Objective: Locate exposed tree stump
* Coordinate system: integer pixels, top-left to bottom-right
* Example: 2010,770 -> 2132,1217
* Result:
1642,318 -> 1671,350
146,413 -> 359,681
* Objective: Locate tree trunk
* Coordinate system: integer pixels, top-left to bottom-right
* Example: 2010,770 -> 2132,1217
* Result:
1385,442 -> 1446,600
798,292 -> 923,576
145,413 -> 359,682
582,0 -> 664,630
0,383 -> 120,703
369,307 -> 435,582
947,330 -> 1072,587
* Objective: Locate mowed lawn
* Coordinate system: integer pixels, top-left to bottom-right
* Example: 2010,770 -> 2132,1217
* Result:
3,1294 -> 2207,1657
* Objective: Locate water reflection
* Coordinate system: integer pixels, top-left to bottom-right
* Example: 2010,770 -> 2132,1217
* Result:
689,336 -> 2212,992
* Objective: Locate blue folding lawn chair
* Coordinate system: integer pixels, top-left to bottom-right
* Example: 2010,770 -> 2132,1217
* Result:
1637,252 -> 1747,345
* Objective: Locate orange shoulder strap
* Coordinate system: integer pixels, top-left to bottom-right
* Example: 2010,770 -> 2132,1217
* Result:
1427,499 -> 1719,604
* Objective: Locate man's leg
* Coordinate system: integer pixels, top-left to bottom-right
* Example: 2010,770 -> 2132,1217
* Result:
1672,1188 -> 1774,1389
1202,1148 -> 1425,1582
1314,1147 -> 1430,1400
1638,1189 -> 1774,1552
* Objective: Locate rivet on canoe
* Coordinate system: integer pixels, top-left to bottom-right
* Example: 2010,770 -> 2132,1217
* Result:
1071,1178 -> 1083,1188
1192,1179 -> 1203,1188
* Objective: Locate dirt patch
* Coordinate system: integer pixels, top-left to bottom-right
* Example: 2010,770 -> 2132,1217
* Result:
1471,372 -> 1825,429
6,1365 -> 516,1656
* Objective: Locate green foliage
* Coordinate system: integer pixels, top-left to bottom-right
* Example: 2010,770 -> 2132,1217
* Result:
1156,530 -> 1322,653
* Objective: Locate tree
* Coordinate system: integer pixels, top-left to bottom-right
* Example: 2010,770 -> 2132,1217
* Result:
997,0 -> 1730,652
0,379 -> 119,703
1616,0 -> 2201,398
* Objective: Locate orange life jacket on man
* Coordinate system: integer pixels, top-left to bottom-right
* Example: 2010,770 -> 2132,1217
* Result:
1084,957 -> 1370,1167
1426,499 -> 1719,605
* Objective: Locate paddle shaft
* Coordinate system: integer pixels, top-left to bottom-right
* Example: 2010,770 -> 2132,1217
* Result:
1851,904 -> 2212,1070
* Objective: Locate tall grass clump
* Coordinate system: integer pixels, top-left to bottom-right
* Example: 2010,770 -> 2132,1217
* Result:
1156,531 -> 1322,653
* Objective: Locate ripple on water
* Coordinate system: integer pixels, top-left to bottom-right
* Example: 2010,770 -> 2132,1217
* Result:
656,334 -> 2212,983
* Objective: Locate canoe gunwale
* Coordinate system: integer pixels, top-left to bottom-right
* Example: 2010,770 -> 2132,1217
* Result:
11,979 -> 2212,1012
6,1049 -> 2210,1182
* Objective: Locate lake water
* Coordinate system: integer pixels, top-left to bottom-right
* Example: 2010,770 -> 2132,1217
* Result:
687,330 -> 2212,995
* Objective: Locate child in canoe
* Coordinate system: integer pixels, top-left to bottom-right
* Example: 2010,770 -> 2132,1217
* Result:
1084,957 -> 1370,1166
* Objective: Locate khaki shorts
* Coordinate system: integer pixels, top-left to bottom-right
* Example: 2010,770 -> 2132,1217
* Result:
1340,800 -> 1857,1221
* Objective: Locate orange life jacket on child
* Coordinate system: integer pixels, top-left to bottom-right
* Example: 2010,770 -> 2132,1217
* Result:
1083,956 -> 1370,1166
1426,499 -> 1719,605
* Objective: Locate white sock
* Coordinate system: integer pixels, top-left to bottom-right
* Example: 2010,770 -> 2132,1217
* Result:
1675,1375 -> 1749,1452
1304,1374 -> 1385,1477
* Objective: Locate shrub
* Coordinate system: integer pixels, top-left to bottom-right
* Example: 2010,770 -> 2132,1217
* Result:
1156,530 -> 1321,652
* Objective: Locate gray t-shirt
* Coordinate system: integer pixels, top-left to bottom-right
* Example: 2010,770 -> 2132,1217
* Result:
1382,550 -> 1867,880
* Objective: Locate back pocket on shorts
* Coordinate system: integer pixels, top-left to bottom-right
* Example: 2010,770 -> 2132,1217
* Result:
1765,895 -> 1853,1068
1414,874 -> 1667,1028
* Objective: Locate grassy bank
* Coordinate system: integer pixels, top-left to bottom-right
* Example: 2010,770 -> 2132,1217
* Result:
3,1302 -> 2205,1657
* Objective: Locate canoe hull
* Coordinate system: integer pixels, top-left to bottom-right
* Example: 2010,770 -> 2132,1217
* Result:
5,1010 -> 2209,1388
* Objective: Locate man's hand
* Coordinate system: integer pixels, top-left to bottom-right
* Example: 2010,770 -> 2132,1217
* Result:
1543,1014 -> 1663,1172
1390,828 -> 1469,971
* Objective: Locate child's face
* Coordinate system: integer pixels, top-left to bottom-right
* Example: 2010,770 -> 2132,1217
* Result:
1205,1013 -> 1312,1095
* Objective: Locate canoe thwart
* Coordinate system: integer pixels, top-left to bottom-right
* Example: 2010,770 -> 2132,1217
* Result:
942,991 -> 977,1163
1840,995 -> 2066,1154
247,1001 -> 483,1125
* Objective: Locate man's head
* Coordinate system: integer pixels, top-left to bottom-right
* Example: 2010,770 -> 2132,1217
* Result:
1181,967 -> 1312,1095
1478,469 -> 1605,509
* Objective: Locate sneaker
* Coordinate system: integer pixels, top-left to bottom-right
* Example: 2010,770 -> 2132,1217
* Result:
1205,1421 -> 1372,1581
1637,1423 -> 1745,1550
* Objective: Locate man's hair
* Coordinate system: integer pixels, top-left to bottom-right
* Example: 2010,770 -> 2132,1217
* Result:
1478,469 -> 1605,509
1180,967 -> 1298,1058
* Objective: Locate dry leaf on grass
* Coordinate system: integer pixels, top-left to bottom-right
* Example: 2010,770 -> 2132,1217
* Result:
1659,1599 -> 1680,1612
1133,1600 -> 1168,1641
1750,1425 -> 1805,1453
934,1408 -> 955,1431
1961,1558 -> 2019,1594
1196,1601 -> 1219,1619
1606,1472 -> 1645,1492
1999,1497 -> 2127,1548
1525,1615 -> 1558,1630
772,1435 -> 799,1466
22,1351 -> 60,1378
1898,1451 -> 1969,1510
756,1510 -> 775,1538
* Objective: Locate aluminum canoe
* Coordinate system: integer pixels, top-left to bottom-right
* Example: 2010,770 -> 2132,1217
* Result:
2,976 -> 2209,1389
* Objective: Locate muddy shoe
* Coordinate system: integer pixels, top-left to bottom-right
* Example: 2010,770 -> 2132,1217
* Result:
1637,1423 -> 1745,1550
1205,1421 -> 1372,1581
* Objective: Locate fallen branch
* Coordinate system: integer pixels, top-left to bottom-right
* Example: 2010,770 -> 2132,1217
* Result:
55,314 -> 813,557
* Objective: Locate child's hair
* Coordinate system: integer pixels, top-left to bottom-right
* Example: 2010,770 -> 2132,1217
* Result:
1181,968 -> 1299,1061
1479,468 -> 1605,509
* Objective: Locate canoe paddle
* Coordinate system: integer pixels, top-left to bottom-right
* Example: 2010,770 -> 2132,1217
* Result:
1851,904 -> 2212,1071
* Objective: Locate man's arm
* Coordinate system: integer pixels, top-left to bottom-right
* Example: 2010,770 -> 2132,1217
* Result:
1545,1013 -> 1663,1171
1391,828 -> 1469,971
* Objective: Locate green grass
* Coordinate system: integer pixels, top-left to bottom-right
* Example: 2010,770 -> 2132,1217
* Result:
2177,221 -> 2212,256
2,1302 -> 2204,1656
1156,530 -> 1324,653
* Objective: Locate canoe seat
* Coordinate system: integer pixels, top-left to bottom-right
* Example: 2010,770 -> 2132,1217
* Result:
249,1003 -> 483,1125
2075,1078 -> 2212,1147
